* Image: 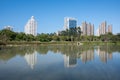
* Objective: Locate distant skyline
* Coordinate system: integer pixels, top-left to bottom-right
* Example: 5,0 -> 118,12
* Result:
0,0 -> 120,35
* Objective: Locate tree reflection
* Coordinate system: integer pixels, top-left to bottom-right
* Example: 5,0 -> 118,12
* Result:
0,46 -> 37,61
0,45 -> 120,67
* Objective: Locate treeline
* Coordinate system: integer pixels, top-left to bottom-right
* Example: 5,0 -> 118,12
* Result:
0,28 -> 81,42
0,28 -> 120,44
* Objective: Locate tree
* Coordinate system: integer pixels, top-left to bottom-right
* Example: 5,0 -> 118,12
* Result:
0,29 -> 17,41
52,35 -> 60,41
37,33 -> 52,42
76,27 -> 81,41
26,34 -> 35,41
15,32 -> 27,41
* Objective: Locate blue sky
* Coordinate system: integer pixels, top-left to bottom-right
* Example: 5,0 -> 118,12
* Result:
0,0 -> 120,34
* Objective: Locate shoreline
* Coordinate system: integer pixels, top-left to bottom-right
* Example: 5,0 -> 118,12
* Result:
0,41 -> 120,46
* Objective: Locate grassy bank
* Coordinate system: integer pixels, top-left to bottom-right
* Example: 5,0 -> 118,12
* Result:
0,41 -> 120,46
81,41 -> 120,45
0,41 -> 73,46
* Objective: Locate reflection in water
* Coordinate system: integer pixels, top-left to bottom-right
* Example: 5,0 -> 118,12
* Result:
62,45 -> 116,68
80,49 -> 94,63
0,45 -> 119,65
0,45 -> 120,80
63,48 -> 94,68
0,45 -> 118,66
64,55 -> 77,68
96,46 -> 113,63
24,51 -> 37,69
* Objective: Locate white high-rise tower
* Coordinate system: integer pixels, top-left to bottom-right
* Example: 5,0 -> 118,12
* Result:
24,16 -> 37,36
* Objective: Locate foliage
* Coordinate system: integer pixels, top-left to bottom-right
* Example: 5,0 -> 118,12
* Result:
0,29 -> 120,44
36,33 -> 52,42
0,29 -> 16,41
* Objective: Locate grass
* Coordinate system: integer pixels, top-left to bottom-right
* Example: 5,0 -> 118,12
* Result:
0,41 -> 120,46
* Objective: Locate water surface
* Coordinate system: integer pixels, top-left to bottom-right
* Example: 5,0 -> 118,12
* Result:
0,45 -> 120,80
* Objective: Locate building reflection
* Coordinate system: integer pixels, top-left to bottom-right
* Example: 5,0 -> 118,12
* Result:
63,49 -> 94,68
64,55 -> 77,68
99,51 -> 107,63
96,46 -> 113,63
108,53 -> 112,60
24,51 -> 37,69
0,45 -> 116,71
81,50 -> 94,63
63,46 -> 113,68
63,46 -> 95,68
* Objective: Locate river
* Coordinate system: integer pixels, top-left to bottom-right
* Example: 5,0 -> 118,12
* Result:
0,45 -> 120,80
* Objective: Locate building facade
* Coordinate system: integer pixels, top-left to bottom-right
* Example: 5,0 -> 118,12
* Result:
100,21 -> 107,35
24,16 -> 37,36
81,21 -> 94,36
97,21 -> 112,36
97,21 -> 107,36
81,21 -> 87,35
108,25 -> 112,33
64,17 -> 77,30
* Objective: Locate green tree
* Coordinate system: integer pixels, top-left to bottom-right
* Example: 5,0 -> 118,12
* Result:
0,29 -> 16,41
37,33 -> 52,42
77,27 -> 81,41
15,32 -> 27,41
26,34 -> 35,41
52,35 -> 60,41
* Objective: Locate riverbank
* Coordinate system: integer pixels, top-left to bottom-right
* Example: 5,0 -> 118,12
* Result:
0,41 -> 120,46
82,41 -> 120,45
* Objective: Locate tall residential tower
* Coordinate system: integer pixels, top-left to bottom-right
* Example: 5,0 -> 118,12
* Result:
81,21 -> 94,36
99,21 -> 107,35
108,25 -> 112,33
24,16 -> 37,36
97,21 -> 112,36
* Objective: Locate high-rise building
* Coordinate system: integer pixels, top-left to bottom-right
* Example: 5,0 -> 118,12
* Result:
87,23 -> 94,36
101,21 -> 106,34
97,21 -> 112,36
81,22 -> 94,36
64,17 -> 77,30
87,23 -> 91,36
24,16 -> 37,36
81,21 -> 87,35
108,25 -> 112,33
98,21 -> 107,35
91,24 -> 94,35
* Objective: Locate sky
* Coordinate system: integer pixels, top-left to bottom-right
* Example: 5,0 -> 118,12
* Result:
0,0 -> 120,35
